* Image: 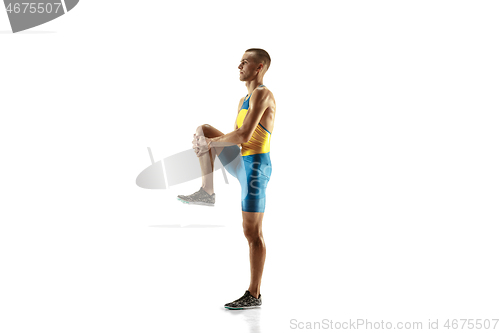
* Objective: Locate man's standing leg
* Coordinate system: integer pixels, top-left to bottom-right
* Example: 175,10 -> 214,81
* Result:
242,211 -> 266,299
224,211 -> 265,309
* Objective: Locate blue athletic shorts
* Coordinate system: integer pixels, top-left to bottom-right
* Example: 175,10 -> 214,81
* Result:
217,145 -> 272,213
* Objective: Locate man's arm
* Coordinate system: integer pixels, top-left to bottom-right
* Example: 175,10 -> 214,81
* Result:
195,93 -> 268,153
207,97 -> 248,148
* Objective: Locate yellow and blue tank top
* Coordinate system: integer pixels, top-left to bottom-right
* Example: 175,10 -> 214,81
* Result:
237,85 -> 272,156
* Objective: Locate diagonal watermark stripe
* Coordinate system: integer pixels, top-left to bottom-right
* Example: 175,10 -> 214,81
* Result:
136,148 -> 231,190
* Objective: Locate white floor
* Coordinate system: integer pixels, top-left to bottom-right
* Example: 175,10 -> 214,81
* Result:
2,175 -> 499,332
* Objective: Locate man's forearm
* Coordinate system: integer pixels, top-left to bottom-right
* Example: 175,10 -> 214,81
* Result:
209,128 -> 247,148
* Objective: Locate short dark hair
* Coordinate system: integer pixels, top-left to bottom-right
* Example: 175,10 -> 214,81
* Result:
245,48 -> 271,72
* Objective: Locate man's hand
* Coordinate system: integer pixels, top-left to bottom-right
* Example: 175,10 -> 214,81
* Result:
192,134 -> 212,157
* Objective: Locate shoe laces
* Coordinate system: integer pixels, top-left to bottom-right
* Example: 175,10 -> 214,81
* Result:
233,291 -> 250,303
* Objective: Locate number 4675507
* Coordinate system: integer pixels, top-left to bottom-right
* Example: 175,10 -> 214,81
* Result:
6,3 -> 62,14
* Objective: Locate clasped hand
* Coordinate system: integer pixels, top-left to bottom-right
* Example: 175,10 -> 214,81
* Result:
192,134 -> 212,157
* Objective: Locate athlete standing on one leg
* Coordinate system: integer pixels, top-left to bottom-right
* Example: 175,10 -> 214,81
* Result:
177,48 -> 276,309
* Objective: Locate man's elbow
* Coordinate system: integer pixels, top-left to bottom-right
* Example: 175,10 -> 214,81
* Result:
238,128 -> 251,144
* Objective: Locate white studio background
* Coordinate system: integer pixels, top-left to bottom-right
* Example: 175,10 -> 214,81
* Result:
1,1 -> 499,333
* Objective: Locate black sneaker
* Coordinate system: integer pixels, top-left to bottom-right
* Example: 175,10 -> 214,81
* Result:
177,187 -> 215,206
224,290 -> 262,310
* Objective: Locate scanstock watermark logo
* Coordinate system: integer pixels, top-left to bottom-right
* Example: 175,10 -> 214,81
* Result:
3,0 -> 79,33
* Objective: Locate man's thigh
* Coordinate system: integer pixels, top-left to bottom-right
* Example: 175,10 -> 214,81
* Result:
198,124 -> 225,138
242,211 -> 265,222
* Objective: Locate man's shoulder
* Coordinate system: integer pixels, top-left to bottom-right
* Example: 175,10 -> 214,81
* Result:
251,87 -> 273,102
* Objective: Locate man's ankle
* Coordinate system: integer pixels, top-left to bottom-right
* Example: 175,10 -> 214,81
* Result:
248,290 -> 260,299
202,186 -> 214,195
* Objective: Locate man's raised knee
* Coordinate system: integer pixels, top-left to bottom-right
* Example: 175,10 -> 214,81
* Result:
196,124 -> 205,135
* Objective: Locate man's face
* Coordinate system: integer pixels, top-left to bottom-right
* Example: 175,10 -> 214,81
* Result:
238,52 -> 259,81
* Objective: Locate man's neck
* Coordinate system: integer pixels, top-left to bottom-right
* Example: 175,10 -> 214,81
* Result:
245,80 -> 264,95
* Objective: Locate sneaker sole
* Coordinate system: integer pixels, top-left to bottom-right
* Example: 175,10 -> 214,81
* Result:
224,305 -> 261,310
177,197 -> 214,206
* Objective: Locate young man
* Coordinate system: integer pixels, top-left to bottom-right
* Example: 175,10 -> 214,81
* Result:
177,48 -> 276,309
